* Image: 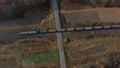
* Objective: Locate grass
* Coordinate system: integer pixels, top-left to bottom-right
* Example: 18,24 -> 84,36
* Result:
22,51 -> 59,64
62,31 -> 120,68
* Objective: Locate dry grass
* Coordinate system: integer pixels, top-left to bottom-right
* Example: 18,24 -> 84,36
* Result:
0,58 -> 18,68
39,12 -> 55,30
0,35 -> 57,55
0,35 -> 59,68
0,11 -> 55,34
62,30 -> 120,68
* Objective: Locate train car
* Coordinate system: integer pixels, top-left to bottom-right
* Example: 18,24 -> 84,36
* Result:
40,30 -> 48,33
94,26 -> 102,30
67,28 -> 74,31
84,27 -> 93,30
19,31 -> 39,35
59,29 -> 66,32
75,27 -> 84,31
48,30 -> 57,33
112,25 -> 120,28
103,26 -> 111,29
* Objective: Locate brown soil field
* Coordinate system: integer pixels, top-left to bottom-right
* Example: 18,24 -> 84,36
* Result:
61,8 -> 120,28
62,30 -> 120,68
0,35 -> 60,68
0,17 -> 45,27
0,12 -> 55,34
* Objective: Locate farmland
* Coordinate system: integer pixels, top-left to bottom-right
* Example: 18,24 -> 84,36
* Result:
62,30 -> 120,68
0,1 -> 60,67
61,8 -> 120,28
0,12 -> 55,34
0,35 -> 60,68
0,0 -> 55,34
22,51 -> 59,64
0,0 -> 120,68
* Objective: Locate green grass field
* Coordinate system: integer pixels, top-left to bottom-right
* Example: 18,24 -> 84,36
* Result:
23,51 -> 59,64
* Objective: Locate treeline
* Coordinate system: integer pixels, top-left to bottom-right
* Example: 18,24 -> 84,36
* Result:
66,0 -> 120,7
0,0 -> 48,20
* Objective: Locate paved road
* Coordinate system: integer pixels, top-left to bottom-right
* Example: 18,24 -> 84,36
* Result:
51,0 -> 66,68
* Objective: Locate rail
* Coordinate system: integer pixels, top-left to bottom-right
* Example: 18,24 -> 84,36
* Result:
19,25 -> 120,35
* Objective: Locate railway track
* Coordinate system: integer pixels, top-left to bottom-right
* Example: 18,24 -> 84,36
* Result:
0,25 -> 120,41
18,25 -> 120,35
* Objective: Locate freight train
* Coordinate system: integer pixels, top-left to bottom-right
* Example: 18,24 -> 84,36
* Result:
19,25 -> 120,35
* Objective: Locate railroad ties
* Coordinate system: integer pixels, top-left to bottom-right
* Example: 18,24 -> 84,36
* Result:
19,25 -> 120,35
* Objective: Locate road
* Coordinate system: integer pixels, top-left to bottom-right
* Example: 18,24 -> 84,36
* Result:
51,0 -> 66,68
